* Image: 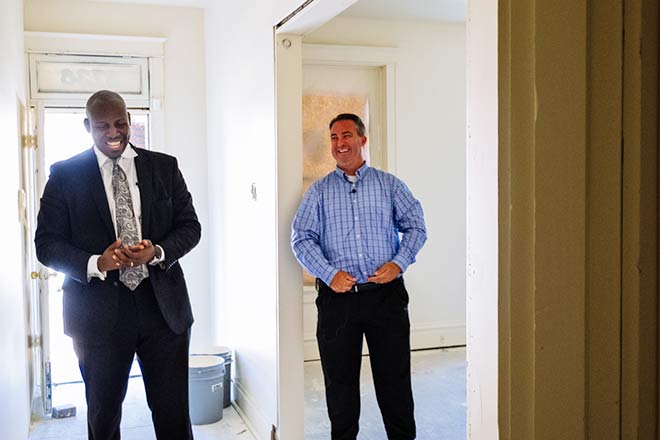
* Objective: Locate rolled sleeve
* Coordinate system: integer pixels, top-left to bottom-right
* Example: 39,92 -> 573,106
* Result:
291,184 -> 337,283
392,180 -> 427,273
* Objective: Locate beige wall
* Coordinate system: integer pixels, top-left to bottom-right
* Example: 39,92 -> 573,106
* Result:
23,0 -> 212,348
0,0 -> 30,438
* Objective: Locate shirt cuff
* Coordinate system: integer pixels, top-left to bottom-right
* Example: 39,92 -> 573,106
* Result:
149,245 -> 165,266
390,256 -> 409,274
321,268 -> 340,287
87,255 -> 107,282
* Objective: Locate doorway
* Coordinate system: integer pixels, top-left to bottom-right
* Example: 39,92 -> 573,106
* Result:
30,106 -> 150,411
275,0 -> 468,438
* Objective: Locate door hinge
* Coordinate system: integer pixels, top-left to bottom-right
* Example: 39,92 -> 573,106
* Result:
22,134 -> 37,149
28,334 -> 42,349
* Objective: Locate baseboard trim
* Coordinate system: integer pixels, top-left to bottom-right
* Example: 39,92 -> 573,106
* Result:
304,321 -> 466,361
232,378 -> 270,440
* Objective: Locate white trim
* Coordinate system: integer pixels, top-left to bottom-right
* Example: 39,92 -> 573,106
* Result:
303,43 -> 399,65
148,57 -> 165,148
303,286 -> 316,304
410,321 -> 466,349
304,320 -> 467,361
24,31 -> 166,58
233,378 -> 270,440
23,31 -> 165,148
275,33 -> 305,440
230,400 -> 260,440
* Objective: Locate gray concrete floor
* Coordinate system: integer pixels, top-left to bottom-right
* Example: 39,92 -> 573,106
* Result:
29,377 -> 255,440
29,347 -> 465,439
304,347 -> 467,440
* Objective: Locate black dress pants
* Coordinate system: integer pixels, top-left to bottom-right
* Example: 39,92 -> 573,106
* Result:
316,277 -> 416,440
72,279 -> 192,440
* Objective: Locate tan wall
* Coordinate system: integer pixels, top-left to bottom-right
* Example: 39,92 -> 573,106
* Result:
622,0 -> 658,438
471,0 -> 659,438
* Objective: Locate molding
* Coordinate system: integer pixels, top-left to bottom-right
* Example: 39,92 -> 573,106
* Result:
24,31 -> 166,58
303,286 -> 316,304
304,320 -> 466,361
233,378 -> 270,440
302,43 -> 400,66
230,401 -> 260,440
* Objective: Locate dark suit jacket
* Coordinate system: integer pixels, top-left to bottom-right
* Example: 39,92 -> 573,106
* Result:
35,146 -> 201,342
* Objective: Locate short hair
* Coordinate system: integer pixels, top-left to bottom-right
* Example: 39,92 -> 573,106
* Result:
329,113 -> 366,137
85,90 -> 127,117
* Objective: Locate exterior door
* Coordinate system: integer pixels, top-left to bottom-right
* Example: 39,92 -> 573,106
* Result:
25,104 -> 150,412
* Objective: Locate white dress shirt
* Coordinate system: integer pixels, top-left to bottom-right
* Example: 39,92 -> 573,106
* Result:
87,145 -> 164,281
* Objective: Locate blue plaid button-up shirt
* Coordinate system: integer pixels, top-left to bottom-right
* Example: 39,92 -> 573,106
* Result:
291,163 -> 427,285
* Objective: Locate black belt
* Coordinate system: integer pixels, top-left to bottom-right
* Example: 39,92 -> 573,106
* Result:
316,277 -> 402,293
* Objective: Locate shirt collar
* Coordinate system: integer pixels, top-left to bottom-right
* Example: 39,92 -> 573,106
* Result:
93,143 -> 138,168
334,161 -> 370,181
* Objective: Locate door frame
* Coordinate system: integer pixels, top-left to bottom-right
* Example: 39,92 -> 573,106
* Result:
22,32 -> 165,414
273,1 -> 496,438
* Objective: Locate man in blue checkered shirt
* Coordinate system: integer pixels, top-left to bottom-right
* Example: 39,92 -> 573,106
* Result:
292,113 -> 427,440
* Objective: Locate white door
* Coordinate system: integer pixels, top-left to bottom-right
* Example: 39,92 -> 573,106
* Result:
20,104 -> 48,413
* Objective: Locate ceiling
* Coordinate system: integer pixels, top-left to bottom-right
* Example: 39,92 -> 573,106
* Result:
88,0 -> 208,7
89,0 -> 467,23
340,0 -> 466,23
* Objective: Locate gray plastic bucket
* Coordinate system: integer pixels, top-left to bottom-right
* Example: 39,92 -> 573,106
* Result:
188,355 -> 225,425
192,346 -> 233,408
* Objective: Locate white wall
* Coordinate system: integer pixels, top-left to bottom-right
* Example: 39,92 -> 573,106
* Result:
205,1 -> 304,438
304,17 -> 467,347
23,0 -> 211,348
0,0 -> 31,438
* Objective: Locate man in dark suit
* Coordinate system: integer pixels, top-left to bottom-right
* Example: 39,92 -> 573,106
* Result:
35,90 -> 201,440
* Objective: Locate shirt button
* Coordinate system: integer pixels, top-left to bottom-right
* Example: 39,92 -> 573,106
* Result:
359,254 -> 362,257
113,281 -> 119,287
357,235 -> 360,239
354,217 -> 358,220
353,199 -> 356,203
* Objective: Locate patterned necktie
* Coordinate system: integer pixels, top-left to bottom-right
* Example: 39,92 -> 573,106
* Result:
112,159 -> 146,290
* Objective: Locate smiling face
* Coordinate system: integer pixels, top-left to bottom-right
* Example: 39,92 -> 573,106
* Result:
84,91 -> 131,159
330,119 -> 367,176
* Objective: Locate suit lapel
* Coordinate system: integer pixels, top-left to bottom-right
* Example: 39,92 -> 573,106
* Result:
83,148 -> 116,240
134,147 -> 153,239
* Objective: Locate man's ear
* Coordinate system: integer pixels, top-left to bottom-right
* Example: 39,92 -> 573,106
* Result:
127,111 -> 131,125
361,136 -> 368,146
83,118 -> 91,133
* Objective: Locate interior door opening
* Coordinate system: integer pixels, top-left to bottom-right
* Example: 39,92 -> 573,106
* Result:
275,1 -> 469,438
